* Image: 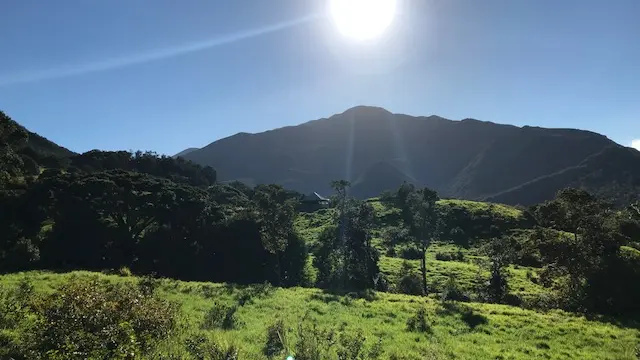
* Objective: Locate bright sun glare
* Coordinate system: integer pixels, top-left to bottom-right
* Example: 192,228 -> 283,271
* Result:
329,0 -> 397,41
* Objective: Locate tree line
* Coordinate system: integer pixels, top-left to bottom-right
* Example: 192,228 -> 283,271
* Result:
1,169 -> 308,287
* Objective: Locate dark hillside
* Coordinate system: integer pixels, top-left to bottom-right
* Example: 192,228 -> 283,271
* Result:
487,145 -> 640,206
183,106 -> 634,204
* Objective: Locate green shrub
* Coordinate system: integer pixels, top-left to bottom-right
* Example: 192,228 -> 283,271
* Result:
235,282 -> 273,306
185,333 -> 240,360
264,319 -> 287,358
0,277 -> 33,329
294,318 -> 336,360
337,331 -> 366,360
367,337 -> 384,360
20,276 -> 177,359
441,276 -> 469,302
138,275 -> 162,296
434,250 -> 464,262
118,266 -> 133,277
406,307 -> 431,333
203,302 -> 240,330
396,261 -> 423,296
397,244 -> 422,260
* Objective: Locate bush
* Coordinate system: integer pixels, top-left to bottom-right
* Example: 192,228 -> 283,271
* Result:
203,302 -> 240,330
264,319 -> 287,358
18,276 -> 177,359
138,275 -> 162,296
435,250 -> 465,262
406,307 -> 431,333
441,276 -> 469,302
396,261 -> 423,296
185,333 -> 240,360
397,244 -> 423,260
294,318 -> 336,360
337,331 -> 366,360
118,266 -> 133,277
235,282 -> 273,306
0,277 -> 33,329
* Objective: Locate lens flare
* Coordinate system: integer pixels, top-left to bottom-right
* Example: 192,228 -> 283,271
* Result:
329,0 -> 397,41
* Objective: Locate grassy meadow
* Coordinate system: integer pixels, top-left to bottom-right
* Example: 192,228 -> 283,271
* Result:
1,271 -> 639,360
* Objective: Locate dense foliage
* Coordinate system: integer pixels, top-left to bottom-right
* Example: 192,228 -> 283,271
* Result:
314,181 -> 382,291
0,170 -> 308,287
0,276 -> 177,359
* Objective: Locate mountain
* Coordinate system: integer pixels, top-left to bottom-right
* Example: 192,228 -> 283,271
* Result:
1,111 -> 75,180
173,147 -> 199,158
183,106 -> 640,205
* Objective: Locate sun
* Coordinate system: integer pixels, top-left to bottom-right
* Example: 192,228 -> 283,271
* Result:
329,0 -> 397,41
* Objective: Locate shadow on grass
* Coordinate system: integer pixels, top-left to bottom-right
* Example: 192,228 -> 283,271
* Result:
583,313 -> 640,330
437,301 -> 488,329
309,288 -> 379,304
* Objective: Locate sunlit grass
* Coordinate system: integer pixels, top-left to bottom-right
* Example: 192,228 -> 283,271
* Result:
437,199 -> 524,219
2,271 -> 638,359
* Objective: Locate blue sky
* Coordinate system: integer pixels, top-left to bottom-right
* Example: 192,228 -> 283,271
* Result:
1,0 -> 639,154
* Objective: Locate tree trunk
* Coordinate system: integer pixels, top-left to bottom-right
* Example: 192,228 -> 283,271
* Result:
421,248 -> 428,295
275,252 -> 283,287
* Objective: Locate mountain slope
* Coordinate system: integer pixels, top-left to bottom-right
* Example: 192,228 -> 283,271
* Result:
183,106 -> 638,204
487,145 -> 640,206
1,111 -> 75,181
173,147 -> 199,158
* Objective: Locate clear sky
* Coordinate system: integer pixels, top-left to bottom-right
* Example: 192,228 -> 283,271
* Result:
1,0 -> 639,155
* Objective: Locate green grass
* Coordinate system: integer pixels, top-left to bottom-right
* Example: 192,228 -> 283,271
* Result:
379,247 -> 546,302
298,203 -> 546,304
295,208 -> 336,246
2,271 -> 638,359
437,199 -> 524,219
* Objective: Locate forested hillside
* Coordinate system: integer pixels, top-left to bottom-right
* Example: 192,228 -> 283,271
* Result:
182,106 -> 640,205
2,110 -> 640,359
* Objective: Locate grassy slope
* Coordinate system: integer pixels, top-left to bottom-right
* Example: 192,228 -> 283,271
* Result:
297,199 -> 542,300
1,271 -> 638,360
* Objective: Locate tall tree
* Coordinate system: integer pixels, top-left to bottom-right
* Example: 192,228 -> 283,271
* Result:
331,180 -> 351,287
253,184 -> 298,285
405,187 -> 441,295
314,180 -> 380,290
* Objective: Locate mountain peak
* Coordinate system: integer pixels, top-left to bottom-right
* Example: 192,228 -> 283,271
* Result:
341,105 -> 392,116
181,108 -> 637,205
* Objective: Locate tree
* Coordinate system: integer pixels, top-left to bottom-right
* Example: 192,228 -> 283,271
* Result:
314,180 -> 380,290
331,180 -> 351,288
405,187 -> 441,295
0,111 -> 28,187
534,188 -> 625,312
343,201 -> 380,290
480,237 -> 515,303
253,184 -> 299,285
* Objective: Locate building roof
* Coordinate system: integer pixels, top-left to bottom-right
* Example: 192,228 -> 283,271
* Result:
301,192 -> 329,202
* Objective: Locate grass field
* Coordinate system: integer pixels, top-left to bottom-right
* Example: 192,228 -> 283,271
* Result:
436,199 -> 524,220
296,200 -> 545,305
1,271 -> 638,360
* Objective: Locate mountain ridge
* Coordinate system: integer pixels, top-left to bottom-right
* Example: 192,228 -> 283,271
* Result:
182,106 -> 638,205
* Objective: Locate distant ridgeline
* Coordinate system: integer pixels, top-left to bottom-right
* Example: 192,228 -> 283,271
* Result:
1,111 -> 217,191
180,106 -> 640,207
